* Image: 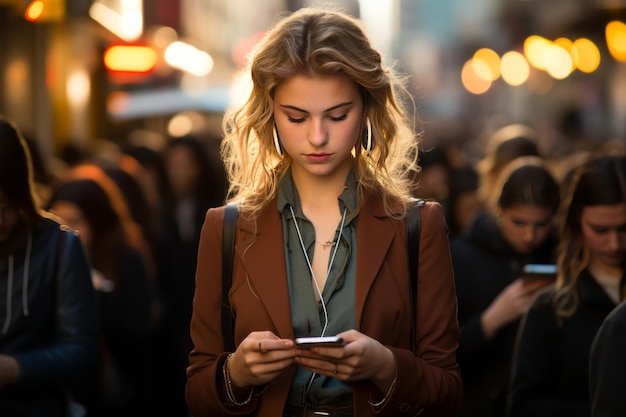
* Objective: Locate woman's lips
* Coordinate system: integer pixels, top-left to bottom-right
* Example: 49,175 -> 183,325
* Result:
305,153 -> 331,163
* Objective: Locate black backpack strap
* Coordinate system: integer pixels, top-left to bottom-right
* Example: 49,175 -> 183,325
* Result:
221,203 -> 239,352
406,199 -> 425,354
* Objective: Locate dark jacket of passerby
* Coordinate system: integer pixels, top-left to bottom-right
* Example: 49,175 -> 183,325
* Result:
451,211 -> 558,417
509,269 -> 622,417
0,218 -> 99,416
590,299 -> 626,417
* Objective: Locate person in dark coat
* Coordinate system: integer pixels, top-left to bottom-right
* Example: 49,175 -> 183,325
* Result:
589,300 -> 626,417
451,156 -> 561,417
47,172 -> 154,417
508,153 -> 626,417
0,116 -> 98,417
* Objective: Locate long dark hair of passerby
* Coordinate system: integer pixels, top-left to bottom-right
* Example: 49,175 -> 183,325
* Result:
0,116 -> 42,223
554,152 -> 626,321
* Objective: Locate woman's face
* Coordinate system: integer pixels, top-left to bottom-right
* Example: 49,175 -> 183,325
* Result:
273,74 -> 363,181
581,203 -> 626,270
499,204 -> 554,254
0,191 -> 20,244
49,201 -> 92,249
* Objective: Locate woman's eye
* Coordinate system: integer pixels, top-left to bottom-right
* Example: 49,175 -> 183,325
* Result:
287,116 -> 306,124
329,114 -> 348,122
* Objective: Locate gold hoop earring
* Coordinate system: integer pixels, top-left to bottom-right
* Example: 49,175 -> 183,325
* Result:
273,125 -> 283,157
361,117 -> 373,154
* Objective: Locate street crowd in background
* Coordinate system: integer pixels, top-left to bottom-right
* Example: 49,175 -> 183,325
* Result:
2,28 -> 626,417
2,110 -> 624,416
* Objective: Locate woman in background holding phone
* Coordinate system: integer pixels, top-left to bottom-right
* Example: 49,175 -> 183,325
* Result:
185,6 -> 462,417
508,153 -> 626,417
451,156 -> 561,417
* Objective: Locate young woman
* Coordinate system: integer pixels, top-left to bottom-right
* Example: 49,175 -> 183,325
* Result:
508,153 -> 626,417
185,7 -> 462,417
0,116 -> 98,416
47,172 -> 155,417
451,156 -> 561,417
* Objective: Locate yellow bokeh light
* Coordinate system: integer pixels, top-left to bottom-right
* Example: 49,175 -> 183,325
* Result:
500,51 -> 529,86
572,38 -> 600,73
472,48 -> 501,81
104,45 -> 158,73
25,1 -> 44,21
524,35 -> 552,71
554,37 -> 576,72
606,20 -> 626,62
545,44 -> 573,80
462,59 -> 492,95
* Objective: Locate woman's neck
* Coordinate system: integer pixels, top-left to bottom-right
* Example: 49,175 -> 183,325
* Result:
291,164 -> 352,211
589,260 -> 623,281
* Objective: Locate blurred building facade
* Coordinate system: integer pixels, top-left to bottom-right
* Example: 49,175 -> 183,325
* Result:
0,0 -> 624,165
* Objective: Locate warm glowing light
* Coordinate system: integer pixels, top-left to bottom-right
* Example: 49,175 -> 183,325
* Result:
472,48 -> 501,81
164,42 -> 214,77
545,44 -> 573,80
104,45 -> 157,73
606,20 -> 626,62
461,59 -> 492,95
572,38 -> 600,73
25,1 -> 44,21
67,69 -> 90,108
524,35 -> 552,71
554,37 -> 576,72
500,51 -> 529,86
89,0 -> 143,42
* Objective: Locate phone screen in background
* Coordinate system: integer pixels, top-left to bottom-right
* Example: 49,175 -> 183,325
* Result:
521,264 -> 557,285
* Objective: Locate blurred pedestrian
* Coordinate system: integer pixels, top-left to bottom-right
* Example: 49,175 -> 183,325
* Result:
164,135 -> 227,415
451,156 -> 561,417
446,165 -> 481,239
476,123 -> 542,206
0,116 -> 98,417
508,153 -> 626,417
47,175 -> 154,417
123,145 -> 191,416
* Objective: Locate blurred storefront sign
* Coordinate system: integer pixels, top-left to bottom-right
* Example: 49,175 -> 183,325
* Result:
106,85 -> 230,120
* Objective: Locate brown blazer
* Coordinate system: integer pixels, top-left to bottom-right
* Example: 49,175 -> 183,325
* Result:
186,196 -> 462,417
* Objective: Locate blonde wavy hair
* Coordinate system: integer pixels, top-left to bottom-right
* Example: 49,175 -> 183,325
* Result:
221,6 -> 420,220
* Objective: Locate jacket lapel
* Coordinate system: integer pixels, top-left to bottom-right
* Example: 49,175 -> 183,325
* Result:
236,204 -> 295,339
354,198 -> 395,327
235,197 -> 396,337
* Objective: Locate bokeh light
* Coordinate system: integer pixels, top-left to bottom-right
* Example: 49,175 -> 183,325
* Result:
500,51 -> 529,86
462,59 -> 492,94
606,20 -> 626,62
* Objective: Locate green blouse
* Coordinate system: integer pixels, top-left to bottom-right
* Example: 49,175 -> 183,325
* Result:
277,169 -> 359,409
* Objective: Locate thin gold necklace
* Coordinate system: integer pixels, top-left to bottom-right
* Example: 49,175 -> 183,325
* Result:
289,205 -> 347,337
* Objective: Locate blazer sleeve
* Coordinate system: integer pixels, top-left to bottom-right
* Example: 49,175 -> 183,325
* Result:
379,202 -> 463,416
186,207 -> 260,417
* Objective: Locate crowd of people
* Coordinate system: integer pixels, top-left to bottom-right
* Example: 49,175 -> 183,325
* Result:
1,5 -> 625,417
0,115 -> 227,417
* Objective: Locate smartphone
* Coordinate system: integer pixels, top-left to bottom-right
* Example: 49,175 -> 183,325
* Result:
295,336 -> 345,349
522,264 -> 557,282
